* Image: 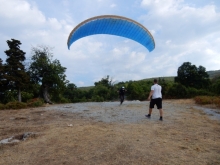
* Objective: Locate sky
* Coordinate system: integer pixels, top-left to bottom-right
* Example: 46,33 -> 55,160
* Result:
0,0 -> 220,87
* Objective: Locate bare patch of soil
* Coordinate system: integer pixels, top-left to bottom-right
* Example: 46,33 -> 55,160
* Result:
0,99 -> 220,165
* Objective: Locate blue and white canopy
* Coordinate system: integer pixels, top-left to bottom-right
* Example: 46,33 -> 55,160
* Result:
67,15 -> 155,52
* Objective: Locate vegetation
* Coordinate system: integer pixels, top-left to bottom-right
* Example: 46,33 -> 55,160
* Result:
194,96 -> 220,108
26,98 -> 45,107
175,62 -> 210,89
4,39 -> 30,102
0,38 -> 219,109
28,46 -> 68,104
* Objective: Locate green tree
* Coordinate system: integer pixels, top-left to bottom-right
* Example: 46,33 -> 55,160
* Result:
93,75 -> 117,101
126,81 -> 145,100
0,58 -> 4,87
0,58 -> 6,102
63,83 -> 78,102
94,75 -> 113,88
28,46 -> 67,103
4,39 -> 30,102
158,78 -> 173,98
166,83 -> 188,98
210,76 -> 220,95
175,62 -> 210,89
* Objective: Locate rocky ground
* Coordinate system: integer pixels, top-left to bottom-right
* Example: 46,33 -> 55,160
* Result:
0,99 -> 220,165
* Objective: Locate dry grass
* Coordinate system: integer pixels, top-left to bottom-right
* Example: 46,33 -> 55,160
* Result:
0,100 -> 220,165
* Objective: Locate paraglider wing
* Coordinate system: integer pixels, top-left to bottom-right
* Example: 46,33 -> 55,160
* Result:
67,15 -> 155,52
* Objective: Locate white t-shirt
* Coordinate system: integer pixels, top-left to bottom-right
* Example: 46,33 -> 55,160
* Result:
151,84 -> 162,99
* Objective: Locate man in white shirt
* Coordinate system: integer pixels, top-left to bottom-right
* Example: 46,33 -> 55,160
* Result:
146,79 -> 163,121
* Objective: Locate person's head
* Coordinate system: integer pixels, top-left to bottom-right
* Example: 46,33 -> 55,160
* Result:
154,79 -> 158,84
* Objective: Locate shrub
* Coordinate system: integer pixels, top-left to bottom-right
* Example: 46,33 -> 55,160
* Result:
91,95 -> 104,102
5,101 -> 27,109
27,98 -> 44,107
2,91 -> 17,104
213,97 -> 220,108
194,96 -> 220,107
0,103 -> 5,110
21,92 -> 34,102
166,83 -> 188,98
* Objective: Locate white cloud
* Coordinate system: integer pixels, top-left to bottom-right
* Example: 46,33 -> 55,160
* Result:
0,0 -> 45,26
110,4 -> 117,8
0,0 -> 219,87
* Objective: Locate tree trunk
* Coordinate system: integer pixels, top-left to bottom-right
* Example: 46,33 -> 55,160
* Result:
43,85 -> 53,104
18,88 -> 21,102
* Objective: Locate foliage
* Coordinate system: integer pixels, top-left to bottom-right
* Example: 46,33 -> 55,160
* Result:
63,83 -> 80,103
0,103 -> 5,110
4,39 -> 30,102
1,90 -> 17,104
51,94 -> 70,103
210,76 -> 220,95
91,95 -> 104,102
194,96 -> 220,107
26,98 -> 44,107
21,91 -> 34,102
175,62 -> 210,89
158,78 -> 173,98
92,75 -> 118,101
0,58 -> 6,97
5,101 -> 27,109
166,83 -> 188,99
126,81 -> 146,100
28,45 -> 68,103
0,58 -> 6,103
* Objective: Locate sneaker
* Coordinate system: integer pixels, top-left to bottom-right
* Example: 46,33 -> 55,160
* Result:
145,114 -> 151,118
159,118 -> 163,121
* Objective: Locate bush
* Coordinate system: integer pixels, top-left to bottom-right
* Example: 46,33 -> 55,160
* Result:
0,103 -> 5,110
21,92 -> 34,102
2,90 -> 17,104
194,96 -> 220,107
166,83 -> 188,98
27,98 -> 44,107
213,97 -> 220,107
91,95 -> 104,102
54,97 -> 70,104
5,101 -> 27,109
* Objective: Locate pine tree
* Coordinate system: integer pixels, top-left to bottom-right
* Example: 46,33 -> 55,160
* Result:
0,58 -> 6,102
4,39 -> 29,102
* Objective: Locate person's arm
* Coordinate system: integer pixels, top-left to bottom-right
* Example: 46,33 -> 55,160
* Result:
148,90 -> 154,100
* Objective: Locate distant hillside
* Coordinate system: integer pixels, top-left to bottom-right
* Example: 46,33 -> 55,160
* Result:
207,70 -> 220,79
140,76 -> 175,82
78,70 -> 220,90
78,86 -> 94,91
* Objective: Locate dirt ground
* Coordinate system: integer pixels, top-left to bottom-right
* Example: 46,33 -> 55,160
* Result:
0,99 -> 220,165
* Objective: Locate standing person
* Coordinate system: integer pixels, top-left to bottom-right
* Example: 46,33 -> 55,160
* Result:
145,79 -> 163,121
118,86 -> 126,104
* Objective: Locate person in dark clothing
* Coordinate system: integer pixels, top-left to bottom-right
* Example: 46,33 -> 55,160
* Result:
118,86 -> 126,104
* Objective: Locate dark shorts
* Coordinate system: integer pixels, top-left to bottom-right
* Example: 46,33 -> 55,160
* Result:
150,98 -> 162,109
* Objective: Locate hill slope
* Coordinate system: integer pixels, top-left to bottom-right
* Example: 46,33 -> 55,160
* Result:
78,70 -> 220,89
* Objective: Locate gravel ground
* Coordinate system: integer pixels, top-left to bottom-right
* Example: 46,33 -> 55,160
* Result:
42,100 -> 220,123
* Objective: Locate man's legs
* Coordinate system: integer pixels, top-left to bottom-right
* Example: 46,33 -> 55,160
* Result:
120,95 -> 124,104
159,108 -> 163,120
146,108 -> 152,118
146,99 -> 154,118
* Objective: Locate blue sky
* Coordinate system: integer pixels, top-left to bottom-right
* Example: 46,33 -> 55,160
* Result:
0,0 -> 220,87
